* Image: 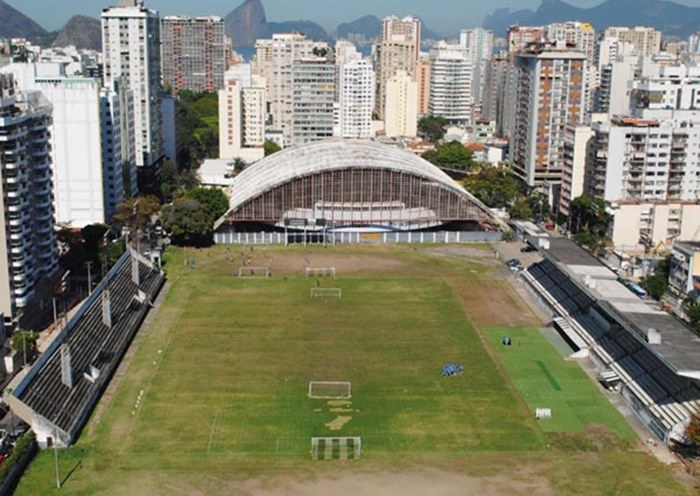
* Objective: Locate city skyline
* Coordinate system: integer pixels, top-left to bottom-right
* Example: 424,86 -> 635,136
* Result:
9,0 -> 700,34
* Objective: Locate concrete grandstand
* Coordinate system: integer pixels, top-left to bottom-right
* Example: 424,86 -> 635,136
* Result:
215,140 -> 502,241
6,250 -> 164,447
522,237 -> 700,444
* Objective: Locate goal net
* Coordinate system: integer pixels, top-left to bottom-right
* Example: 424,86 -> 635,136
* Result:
311,437 -> 361,460
308,381 -> 351,399
238,267 -> 271,278
306,267 -> 336,279
310,288 -> 342,298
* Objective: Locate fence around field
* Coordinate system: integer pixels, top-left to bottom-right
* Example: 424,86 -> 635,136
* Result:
214,231 -> 503,245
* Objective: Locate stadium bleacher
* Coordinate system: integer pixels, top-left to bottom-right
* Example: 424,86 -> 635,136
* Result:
9,250 -> 164,446
524,257 -> 700,444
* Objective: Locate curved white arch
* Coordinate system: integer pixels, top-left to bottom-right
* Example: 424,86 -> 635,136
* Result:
228,140 -> 497,223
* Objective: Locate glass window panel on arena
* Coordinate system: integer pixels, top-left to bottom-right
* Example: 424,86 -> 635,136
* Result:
231,168 -> 490,229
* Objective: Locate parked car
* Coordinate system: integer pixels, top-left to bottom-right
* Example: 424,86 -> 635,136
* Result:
520,245 -> 537,253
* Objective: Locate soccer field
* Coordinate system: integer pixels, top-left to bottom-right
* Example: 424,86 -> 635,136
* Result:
15,245 -> 693,495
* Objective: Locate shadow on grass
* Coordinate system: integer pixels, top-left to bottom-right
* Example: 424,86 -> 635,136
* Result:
60,460 -> 82,487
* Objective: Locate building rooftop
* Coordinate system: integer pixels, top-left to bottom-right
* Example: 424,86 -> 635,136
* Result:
542,237 -> 700,378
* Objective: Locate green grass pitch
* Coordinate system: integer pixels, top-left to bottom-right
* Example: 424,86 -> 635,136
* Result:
14,246 -> 691,495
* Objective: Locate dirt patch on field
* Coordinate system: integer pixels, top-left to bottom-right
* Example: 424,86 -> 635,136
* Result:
237,468 -> 554,496
421,245 -> 499,264
231,249 -> 409,276
448,277 -> 540,329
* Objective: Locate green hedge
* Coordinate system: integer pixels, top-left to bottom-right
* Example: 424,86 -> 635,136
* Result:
0,431 -> 36,484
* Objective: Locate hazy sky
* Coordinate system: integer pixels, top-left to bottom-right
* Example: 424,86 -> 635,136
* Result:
9,0 -> 700,33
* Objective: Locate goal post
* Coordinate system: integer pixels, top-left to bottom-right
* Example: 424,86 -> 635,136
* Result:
238,267 -> 271,278
306,267 -> 336,279
311,437 -> 361,460
310,288 -> 342,299
308,381 -> 351,399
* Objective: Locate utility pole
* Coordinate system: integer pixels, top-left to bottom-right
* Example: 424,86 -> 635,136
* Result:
85,262 -> 93,296
53,428 -> 61,488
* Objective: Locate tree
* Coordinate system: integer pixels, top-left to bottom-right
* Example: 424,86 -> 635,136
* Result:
526,192 -> 550,222
11,330 -> 39,366
509,199 -> 533,220
161,199 -> 214,247
264,140 -> 282,156
176,91 -> 219,168
462,167 -> 521,209
160,159 -> 197,201
641,273 -> 668,301
112,196 -> 161,233
422,141 -> 474,170
418,115 -> 449,143
100,238 -> 127,267
570,195 -> 609,237
686,299 -> 700,333
686,414 -> 700,446
183,187 -> 229,221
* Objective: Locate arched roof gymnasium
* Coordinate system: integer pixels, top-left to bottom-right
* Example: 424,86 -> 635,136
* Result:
221,140 -> 501,230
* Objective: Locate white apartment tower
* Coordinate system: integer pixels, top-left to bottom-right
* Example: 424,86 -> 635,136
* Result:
378,16 -> 420,120
292,56 -> 336,145
0,74 -> 58,326
587,117 -> 700,204
338,59 -> 375,139
602,27 -> 662,58
252,33 -> 329,146
560,125 -> 594,216
218,64 -> 266,162
428,42 -> 472,127
384,70 -> 418,138
460,28 -> 493,111
102,0 -> 163,190
0,63 -> 136,226
546,22 -> 596,62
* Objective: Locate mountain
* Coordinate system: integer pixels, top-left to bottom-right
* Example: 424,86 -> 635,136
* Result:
52,15 -> 101,51
336,15 -> 382,40
483,0 -> 700,37
266,21 -> 330,42
0,0 -> 46,40
225,0 -> 267,47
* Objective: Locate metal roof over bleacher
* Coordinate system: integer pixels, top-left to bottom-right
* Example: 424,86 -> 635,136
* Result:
540,237 -> 700,379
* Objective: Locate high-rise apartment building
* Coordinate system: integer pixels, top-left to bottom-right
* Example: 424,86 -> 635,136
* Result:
560,125 -> 594,216
219,64 -> 266,162
0,74 -> 58,326
460,28 -> 494,110
587,117 -> 700,203
384,70 -> 418,138
507,26 -> 545,55
338,59 -> 375,139
546,22 -> 596,62
630,64 -> 700,119
483,52 -> 510,131
510,48 -> 588,187
0,63 -> 136,226
252,33 -> 329,146
378,16 -> 420,120
416,56 -> 431,116
102,0 -> 163,190
161,16 -> 228,93
292,56 -> 335,145
428,42 -> 472,126
602,27 -> 662,58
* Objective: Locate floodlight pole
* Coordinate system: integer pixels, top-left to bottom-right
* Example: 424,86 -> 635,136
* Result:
85,262 -> 93,296
54,428 -> 61,489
